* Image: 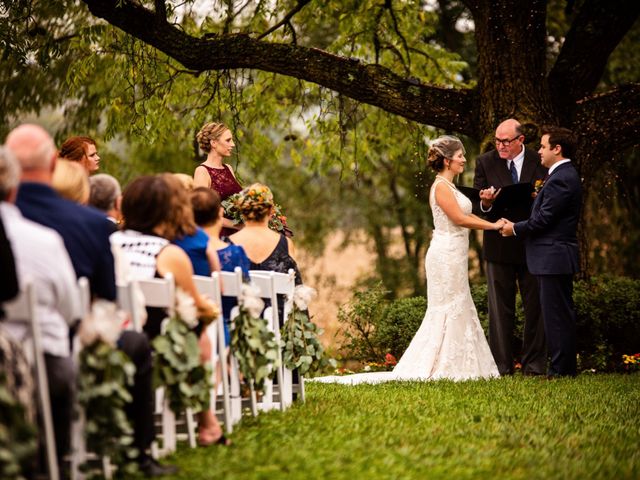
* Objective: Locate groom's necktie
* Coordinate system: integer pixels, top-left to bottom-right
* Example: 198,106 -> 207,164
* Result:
509,160 -> 518,183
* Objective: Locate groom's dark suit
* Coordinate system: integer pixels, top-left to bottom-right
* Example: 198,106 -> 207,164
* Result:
514,161 -> 582,376
474,148 -> 547,375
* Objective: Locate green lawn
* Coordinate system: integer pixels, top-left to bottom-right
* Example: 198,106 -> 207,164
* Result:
162,374 -> 639,479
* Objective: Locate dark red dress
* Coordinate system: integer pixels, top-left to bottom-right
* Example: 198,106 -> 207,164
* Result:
199,163 -> 242,238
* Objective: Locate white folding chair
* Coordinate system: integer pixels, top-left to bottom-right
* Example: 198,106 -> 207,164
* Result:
261,270 -> 306,402
248,269 -> 296,411
192,268 -> 244,430
3,282 -> 59,480
116,280 -> 143,332
136,274 -> 197,456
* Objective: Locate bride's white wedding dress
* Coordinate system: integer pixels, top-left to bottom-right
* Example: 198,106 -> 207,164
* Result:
314,176 -> 499,384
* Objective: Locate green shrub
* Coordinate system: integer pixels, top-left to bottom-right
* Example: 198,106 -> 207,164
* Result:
337,282 -> 389,361
375,296 -> 427,359
574,276 -> 640,371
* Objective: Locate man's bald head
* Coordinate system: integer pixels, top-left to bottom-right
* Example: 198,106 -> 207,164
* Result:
5,124 -> 56,172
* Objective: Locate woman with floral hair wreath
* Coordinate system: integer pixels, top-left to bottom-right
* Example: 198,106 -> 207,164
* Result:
229,184 -> 304,320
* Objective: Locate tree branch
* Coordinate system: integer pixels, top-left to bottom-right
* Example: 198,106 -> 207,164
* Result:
81,0 -> 479,136
548,0 -> 640,110
573,83 -> 640,153
257,0 -> 311,40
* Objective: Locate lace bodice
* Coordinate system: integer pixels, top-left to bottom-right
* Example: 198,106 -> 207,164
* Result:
429,176 -> 472,236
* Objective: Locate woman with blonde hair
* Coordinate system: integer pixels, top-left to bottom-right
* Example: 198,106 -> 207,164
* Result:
52,159 -> 90,204
193,122 -> 243,237
229,184 -> 303,318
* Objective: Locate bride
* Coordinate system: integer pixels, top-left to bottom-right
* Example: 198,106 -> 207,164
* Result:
315,136 -> 503,384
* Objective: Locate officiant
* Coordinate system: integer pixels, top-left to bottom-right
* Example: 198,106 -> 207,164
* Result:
473,118 -> 547,376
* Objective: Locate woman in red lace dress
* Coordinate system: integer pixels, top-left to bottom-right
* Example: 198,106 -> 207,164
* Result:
193,122 -> 243,238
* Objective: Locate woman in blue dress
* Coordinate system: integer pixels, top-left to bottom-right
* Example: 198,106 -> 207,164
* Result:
190,187 -> 250,344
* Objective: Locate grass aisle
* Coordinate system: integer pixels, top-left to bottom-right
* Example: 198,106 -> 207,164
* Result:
165,374 -> 639,479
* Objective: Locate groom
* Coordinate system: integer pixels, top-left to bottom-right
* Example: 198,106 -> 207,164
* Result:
500,126 -> 582,377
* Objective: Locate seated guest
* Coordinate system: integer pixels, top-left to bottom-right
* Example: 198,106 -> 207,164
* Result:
52,159 -> 90,204
229,183 -> 303,299
89,173 -> 122,231
111,174 -> 230,446
6,125 -> 176,477
229,183 -> 305,339
0,144 -> 81,476
173,172 -> 195,191
58,135 -> 100,174
167,174 -> 220,276
191,187 -> 250,343
0,212 -> 18,305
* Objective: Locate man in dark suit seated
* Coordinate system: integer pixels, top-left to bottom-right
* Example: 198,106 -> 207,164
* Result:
474,119 -> 548,376
501,126 -> 582,377
6,124 -> 177,477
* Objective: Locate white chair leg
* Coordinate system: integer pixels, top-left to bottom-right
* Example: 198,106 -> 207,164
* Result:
102,456 -> 113,479
299,375 -> 306,402
215,318 -> 233,434
259,378 -> 275,412
70,407 -> 86,480
229,357 -> 242,426
185,408 -> 197,448
162,398 -> 177,454
282,368 -> 293,408
33,345 -> 59,480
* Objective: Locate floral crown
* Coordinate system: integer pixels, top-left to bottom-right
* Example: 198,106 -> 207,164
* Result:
235,184 -> 274,209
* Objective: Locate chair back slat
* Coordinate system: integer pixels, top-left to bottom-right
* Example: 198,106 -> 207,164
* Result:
137,273 -> 175,313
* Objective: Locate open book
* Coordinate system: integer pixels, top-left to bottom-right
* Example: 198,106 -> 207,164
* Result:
457,183 -> 534,211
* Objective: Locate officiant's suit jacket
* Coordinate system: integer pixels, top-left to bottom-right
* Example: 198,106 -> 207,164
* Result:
513,162 -> 582,275
474,148 -> 547,264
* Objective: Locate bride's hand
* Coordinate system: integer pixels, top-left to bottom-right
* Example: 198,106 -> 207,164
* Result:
493,219 -> 506,231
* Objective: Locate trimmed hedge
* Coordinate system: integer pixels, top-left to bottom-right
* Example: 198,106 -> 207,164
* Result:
338,276 -> 640,372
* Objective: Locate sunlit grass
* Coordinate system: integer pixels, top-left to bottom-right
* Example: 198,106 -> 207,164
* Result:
159,374 -> 639,479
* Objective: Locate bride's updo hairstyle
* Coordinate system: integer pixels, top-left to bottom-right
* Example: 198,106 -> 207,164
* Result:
196,122 -> 229,153
235,183 -> 274,222
427,135 -> 465,172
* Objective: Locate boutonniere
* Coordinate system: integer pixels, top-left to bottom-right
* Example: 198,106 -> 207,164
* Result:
532,178 -> 546,198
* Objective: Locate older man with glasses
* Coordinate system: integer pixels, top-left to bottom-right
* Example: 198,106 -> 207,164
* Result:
473,118 -> 548,376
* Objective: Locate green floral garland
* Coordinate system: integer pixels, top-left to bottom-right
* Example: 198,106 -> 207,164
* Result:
151,317 -> 212,414
78,340 -> 137,474
281,307 -> 334,375
0,378 -> 37,480
231,305 -> 279,391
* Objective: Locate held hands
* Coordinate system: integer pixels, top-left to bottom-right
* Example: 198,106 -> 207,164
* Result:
479,186 -> 501,208
499,218 -> 515,237
492,218 -> 507,231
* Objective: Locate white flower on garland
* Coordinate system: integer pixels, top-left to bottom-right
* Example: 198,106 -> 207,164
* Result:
240,283 -> 265,318
78,300 -> 125,348
175,287 -> 198,329
292,285 -> 317,310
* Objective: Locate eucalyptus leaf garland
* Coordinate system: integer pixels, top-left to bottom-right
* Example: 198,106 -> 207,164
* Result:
151,317 -> 212,414
0,378 -> 37,480
77,340 -> 137,473
231,306 -> 279,391
281,307 -> 333,375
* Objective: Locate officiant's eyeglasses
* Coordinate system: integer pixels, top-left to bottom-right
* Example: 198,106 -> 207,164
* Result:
494,134 -> 522,146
